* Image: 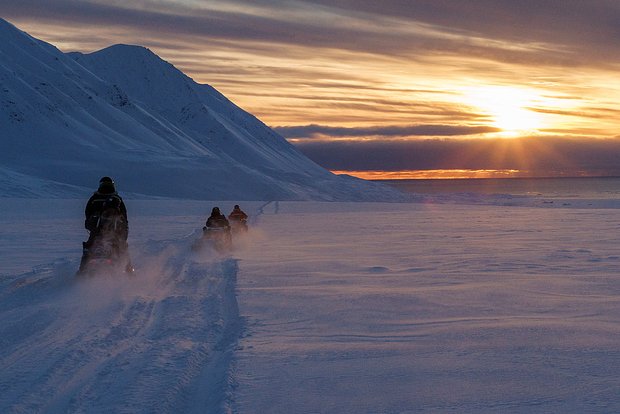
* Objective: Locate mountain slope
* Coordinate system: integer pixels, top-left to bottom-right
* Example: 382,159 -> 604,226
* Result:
0,18 -> 403,201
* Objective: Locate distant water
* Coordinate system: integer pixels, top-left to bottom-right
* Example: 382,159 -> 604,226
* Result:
380,177 -> 620,199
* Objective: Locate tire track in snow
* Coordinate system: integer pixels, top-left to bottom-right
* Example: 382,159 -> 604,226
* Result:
0,235 -> 243,414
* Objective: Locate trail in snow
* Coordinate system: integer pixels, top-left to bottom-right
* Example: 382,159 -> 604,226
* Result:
255,201 -> 280,219
0,233 -> 243,414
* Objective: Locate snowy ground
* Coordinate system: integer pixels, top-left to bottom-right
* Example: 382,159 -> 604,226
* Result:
1,198 -> 620,413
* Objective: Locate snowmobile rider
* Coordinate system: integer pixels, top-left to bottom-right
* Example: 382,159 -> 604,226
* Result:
205,207 -> 230,229
228,204 -> 248,232
201,207 -> 232,251
228,205 -> 248,223
79,176 -> 133,273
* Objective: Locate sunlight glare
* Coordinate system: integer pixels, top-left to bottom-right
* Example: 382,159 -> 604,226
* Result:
464,86 -> 543,134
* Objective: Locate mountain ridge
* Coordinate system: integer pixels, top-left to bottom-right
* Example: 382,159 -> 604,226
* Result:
0,18 -> 404,201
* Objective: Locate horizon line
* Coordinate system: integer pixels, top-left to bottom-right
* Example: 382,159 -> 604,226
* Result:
331,169 -> 620,181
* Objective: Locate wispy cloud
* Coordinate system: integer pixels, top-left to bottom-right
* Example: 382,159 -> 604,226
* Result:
4,0 -> 618,66
301,0 -> 620,65
275,124 -> 500,138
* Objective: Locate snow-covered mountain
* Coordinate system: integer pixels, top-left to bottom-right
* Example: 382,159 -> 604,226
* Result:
0,18 -> 403,201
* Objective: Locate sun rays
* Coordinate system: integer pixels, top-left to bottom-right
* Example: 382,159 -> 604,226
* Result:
462,86 -> 544,135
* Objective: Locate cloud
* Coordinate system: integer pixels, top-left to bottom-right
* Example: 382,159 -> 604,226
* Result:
293,136 -> 620,176
274,124 -> 500,138
301,0 -> 620,65
0,0 -> 436,56
3,1 -> 620,147
4,0 -> 620,67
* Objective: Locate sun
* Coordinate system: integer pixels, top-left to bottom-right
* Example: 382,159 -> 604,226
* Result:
464,86 -> 543,134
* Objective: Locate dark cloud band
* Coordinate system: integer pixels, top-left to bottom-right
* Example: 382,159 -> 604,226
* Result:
293,136 -> 620,177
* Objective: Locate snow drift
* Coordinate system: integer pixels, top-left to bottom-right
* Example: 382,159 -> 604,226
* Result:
0,18 -> 403,201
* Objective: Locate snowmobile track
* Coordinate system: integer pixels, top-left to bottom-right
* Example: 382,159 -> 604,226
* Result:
0,236 -> 243,414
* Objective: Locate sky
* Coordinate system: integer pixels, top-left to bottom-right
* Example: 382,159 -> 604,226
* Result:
2,0 -> 620,178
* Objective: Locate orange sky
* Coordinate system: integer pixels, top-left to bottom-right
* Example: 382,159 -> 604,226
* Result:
4,1 -> 620,178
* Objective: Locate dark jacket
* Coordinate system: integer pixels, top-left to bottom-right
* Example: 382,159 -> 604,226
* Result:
228,207 -> 248,222
84,190 -> 128,240
206,213 -> 230,229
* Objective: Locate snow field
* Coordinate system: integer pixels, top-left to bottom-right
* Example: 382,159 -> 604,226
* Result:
235,202 -> 620,413
1,199 -> 620,413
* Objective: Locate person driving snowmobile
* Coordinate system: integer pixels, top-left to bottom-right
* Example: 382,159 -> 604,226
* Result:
201,207 -> 232,251
228,204 -> 248,222
228,204 -> 248,232
205,207 -> 230,229
78,176 -> 133,274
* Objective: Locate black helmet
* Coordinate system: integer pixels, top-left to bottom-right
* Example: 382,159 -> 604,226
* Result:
234,204 -> 240,209
98,176 -> 116,194
211,207 -> 220,216
99,176 -> 114,184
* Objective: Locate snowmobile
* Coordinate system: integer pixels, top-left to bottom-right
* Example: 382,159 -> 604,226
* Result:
78,231 -> 132,275
78,196 -> 133,276
193,225 -> 232,253
229,218 -> 248,234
